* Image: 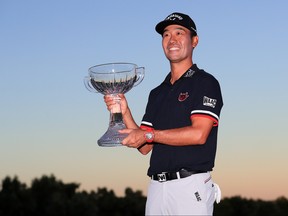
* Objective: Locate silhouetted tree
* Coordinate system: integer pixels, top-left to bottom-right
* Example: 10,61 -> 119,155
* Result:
119,187 -> 146,216
29,174 -> 79,216
274,196 -> 288,216
0,176 -> 28,215
66,191 -> 99,216
1,175 -> 288,216
94,187 -> 121,215
214,196 -> 288,216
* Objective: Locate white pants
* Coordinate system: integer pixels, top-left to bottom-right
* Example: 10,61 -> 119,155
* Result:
145,172 -> 221,216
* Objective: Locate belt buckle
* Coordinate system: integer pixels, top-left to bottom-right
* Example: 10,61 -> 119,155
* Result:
157,173 -> 167,182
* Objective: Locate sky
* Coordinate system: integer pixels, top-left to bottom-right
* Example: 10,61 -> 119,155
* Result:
1,0 -> 288,201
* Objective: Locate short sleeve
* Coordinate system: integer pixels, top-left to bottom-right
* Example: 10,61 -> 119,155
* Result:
190,75 -> 223,126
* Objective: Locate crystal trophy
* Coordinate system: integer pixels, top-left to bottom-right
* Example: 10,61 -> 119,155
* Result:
84,63 -> 144,147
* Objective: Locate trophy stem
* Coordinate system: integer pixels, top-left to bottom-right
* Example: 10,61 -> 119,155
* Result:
97,94 -> 127,147
110,94 -> 123,124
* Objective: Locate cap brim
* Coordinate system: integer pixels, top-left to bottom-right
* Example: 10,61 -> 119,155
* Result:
155,20 -> 183,35
155,20 -> 197,36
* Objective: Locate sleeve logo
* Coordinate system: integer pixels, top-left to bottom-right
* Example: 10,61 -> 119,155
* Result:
203,96 -> 217,108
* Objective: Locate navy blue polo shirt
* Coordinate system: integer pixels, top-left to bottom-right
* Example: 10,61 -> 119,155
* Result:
141,64 -> 223,176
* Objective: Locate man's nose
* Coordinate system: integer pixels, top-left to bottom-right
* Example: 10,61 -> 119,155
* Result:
169,36 -> 176,44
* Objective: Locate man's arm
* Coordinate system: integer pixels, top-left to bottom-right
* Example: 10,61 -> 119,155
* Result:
120,116 -> 214,153
122,105 -> 139,130
153,117 -> 214,146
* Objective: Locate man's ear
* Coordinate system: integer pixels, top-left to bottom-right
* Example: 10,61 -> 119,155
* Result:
192,35 -> 199,48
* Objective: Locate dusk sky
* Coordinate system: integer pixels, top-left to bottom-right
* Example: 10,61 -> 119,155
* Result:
1,0 -> 288,200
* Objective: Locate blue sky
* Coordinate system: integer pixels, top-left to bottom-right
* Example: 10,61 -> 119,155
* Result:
1,0 -> 288,200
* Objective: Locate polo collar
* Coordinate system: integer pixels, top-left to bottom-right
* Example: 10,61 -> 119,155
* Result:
163,64 -> 198,85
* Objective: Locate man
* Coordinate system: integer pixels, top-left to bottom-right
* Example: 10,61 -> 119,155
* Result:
105,12 -> 223,215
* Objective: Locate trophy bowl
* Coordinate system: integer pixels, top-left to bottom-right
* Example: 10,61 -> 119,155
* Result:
84,63 -> 144,147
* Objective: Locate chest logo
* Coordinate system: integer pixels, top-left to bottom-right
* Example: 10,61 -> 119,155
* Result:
178,92 -> 189,102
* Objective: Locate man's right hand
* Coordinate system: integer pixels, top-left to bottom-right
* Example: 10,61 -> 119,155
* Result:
104,94 -> 128,115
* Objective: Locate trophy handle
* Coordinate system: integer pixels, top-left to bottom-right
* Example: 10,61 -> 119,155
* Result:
134,67 -> 145,87
83,76 -> 98,93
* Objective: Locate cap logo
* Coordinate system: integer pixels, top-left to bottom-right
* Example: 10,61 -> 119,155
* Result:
166,14 -> 183,21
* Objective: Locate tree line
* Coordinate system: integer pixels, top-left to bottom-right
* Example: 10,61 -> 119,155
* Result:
0,175 -> 287,216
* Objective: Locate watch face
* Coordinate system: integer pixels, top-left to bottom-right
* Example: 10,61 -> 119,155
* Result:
145,132 -> 154,142
146,133 -> 153,140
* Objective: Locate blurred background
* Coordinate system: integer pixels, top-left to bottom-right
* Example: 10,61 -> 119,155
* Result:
1,0 -> 287,200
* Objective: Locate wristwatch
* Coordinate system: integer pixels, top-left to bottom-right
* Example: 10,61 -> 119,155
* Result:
144,128 -> 155,143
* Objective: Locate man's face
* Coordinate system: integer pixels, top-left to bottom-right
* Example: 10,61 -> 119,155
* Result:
162,24 -> 198,63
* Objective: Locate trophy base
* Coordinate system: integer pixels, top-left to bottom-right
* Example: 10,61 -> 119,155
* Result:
97,122 -> 127,147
